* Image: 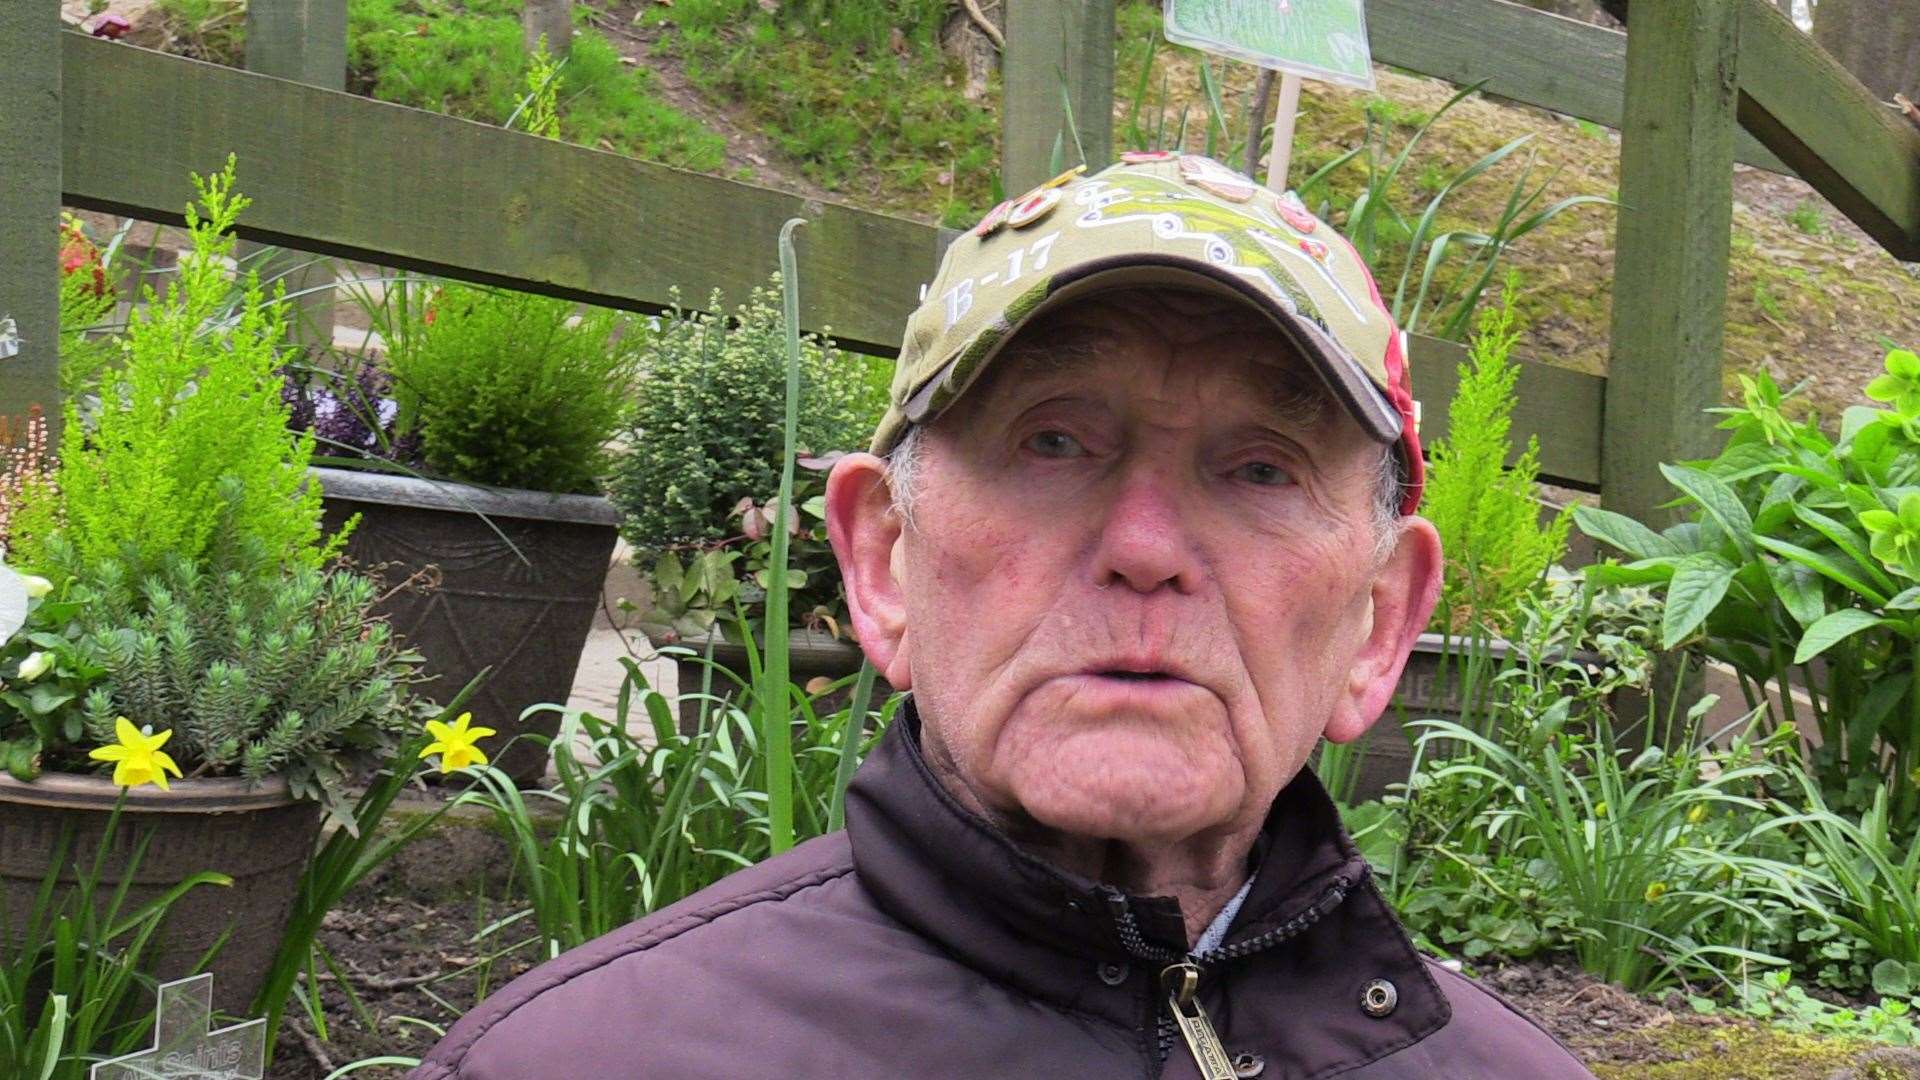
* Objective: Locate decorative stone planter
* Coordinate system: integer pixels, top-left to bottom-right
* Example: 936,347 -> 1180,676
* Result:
314,467 -> 621,785
0,771 -> 319,1014
673,629 -> 892,732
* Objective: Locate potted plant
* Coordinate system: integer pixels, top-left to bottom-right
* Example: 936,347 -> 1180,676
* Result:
608,278 -> 890,725
292,278 -> 638,784
0,162 -> 435,1014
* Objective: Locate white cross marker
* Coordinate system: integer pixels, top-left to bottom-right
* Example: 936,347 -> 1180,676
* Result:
91,974 -> 267,1080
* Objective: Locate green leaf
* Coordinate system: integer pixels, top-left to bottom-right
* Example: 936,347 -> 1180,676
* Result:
1754,534 -> 1892,606
1573,507 -> 1680,560
1768,559 -> 1825,628
1888,586 -> 1920,610
1874,959 -> 1919,999
1661,463 -> 1755,554
1794,608 -> 1890,664
1662,554 -> 1736,649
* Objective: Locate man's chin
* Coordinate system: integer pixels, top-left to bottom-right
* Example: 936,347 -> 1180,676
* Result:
998,736 -> 1245,846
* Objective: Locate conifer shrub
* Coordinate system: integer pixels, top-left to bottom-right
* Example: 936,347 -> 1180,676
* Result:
611,277 -> 883,555
383,284 -> 641,495
10,158 -> 338,586
1421,280 -> 1571,635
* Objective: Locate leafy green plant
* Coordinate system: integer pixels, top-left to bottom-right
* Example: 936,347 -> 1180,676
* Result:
465,652 -> 891,957
1421,280 -> 1571,636
1695,968 -> 1920,1047
384,284 -> 641,495
9,158 -> 340,588
1574,348 -> 1920,826
0,796 -> 231,1080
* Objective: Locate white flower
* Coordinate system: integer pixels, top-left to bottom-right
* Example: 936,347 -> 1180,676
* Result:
19,575 -> 50,600
17,651 -> 52,683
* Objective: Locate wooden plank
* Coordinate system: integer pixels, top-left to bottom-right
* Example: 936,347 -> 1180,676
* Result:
1002,0 -> 1115,195
60,35 -> 943,356
244,0 -> 347,352
1367,0 -> 1788,174
244,0 -> 346,88
0,6 -> 63,437
1734,0 -> 1920,260
1408,335 -> 1603,490
1602,0 -> 1740,525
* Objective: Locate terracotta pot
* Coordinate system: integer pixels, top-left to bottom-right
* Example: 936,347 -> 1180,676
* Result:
315,467 -> 621,785
0,771 -> 319,1014
673,629 -> 892,733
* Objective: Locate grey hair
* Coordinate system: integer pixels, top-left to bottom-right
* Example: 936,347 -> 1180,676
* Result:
886,424 -> 1406,566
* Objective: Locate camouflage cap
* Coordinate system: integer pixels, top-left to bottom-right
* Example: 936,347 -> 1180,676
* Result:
870,152 -> 1425,514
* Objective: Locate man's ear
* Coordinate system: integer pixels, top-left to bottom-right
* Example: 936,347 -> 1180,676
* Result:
1324,516 -> 1442,744
825,452 -> 913,689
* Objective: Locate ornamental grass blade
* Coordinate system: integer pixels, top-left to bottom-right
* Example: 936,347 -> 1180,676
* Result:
763,218 -> 807,856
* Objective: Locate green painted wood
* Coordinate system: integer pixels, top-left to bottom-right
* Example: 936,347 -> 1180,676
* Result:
245,0 -> 347,352
1602,0 -> 1740,525
1407,335 -> 1602,490
1734,0 -> 1920,260
1002,0 -> 1115,195
0,9 -> 62,438
244,0 -> 346,88
60,36 -> 944,356
1367,0 -> 1787,174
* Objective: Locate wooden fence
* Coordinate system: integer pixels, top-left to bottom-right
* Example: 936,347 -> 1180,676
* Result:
6,0 -> 1918,520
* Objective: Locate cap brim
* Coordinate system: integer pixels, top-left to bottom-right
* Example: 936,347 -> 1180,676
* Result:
902,255 -> 1404,446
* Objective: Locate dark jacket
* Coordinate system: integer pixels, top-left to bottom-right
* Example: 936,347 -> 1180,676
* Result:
413,703 -> 1595,1079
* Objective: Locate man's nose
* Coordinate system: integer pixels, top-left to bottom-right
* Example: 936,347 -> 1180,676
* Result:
1089,462 -> 1204,595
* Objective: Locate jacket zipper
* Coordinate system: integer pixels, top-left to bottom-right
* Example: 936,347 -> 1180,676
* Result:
1103,875 -> 1353,1076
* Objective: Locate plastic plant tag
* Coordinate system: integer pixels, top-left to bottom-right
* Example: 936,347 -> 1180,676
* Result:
91,974 -> 266,1080
0,317 -> 17,360
1164,0 -> 1377,90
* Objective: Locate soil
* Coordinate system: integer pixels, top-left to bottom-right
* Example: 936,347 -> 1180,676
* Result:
258,808 -> 1920,1079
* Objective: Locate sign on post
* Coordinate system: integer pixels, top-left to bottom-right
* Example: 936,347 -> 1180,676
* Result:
1163,0 -> 1375,89
1163,0 -> 1376,190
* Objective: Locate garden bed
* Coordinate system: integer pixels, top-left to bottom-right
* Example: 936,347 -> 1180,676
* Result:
254,805 -> 1920,1080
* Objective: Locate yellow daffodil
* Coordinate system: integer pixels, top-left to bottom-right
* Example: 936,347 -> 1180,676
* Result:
88,717 -> 183,790
1644,881 -> 1669,903
1686,803 -> 1710,825
1593,800 -> 1609,819
420,712 -> 495,773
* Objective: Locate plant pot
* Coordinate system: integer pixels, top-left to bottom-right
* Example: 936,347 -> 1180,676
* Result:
0,771 -> 319,1015
673,629 -> 891,733
314,467 -> 621,785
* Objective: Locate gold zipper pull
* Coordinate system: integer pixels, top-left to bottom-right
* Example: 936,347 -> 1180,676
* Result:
1161,962 -> 1236,1080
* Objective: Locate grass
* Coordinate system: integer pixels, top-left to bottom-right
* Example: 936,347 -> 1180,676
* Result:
641,0 -> 1000,225
1786,199 -> 1828,237
347,0 -> 725,170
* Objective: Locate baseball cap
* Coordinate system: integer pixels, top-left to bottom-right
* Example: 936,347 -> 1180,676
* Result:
869,152 -> 1425,514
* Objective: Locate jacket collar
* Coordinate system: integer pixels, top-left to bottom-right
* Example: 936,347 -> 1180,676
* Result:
843,697 -> 1450,1061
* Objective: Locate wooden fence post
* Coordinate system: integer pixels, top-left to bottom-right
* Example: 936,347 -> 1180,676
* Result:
1602,0 -> 1741,526
0,5 -> 63,439
1001,0 -> 1115,195
245,0 -> 348,354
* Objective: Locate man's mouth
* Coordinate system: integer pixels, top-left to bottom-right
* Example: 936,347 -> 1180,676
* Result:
1098,670 -> 1173,682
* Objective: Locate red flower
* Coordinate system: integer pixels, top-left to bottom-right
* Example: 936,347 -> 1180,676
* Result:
60,218 -> 109,299
90,14 -> 132,39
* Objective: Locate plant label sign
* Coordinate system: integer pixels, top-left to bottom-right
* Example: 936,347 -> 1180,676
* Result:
1164,0 -> 1376,90
91,974 -> 266,1080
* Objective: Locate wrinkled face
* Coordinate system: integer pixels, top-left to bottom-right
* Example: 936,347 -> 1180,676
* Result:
828,289 -> 1440,848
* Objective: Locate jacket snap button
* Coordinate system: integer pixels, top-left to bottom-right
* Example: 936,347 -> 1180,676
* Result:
1097,961 -> 1129,986
1231,1051 -> 1266,1077
1361,978 -> 1398,1018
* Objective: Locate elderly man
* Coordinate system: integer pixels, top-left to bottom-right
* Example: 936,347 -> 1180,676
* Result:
414,155 -> 1595,1079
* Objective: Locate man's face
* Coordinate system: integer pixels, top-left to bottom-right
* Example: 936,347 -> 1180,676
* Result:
828,289 -> 1441,849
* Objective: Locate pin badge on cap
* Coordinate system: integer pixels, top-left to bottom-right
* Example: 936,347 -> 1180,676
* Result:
1120,149 -> 1179,164
1039,164 -> 1088,189
1177,154 -> 1257,202
1298,238 -> 1330,262
1007,187 -> 1062,228
973,199 -> 1014,237
1277,190 -> 1320,234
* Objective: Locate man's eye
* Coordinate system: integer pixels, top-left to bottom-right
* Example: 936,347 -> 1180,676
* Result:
1234,461 -> 1293,486
1024,430 -> 1086,458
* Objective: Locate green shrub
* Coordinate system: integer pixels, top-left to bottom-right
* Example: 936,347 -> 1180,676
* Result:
11,159 -> 336,587
385,284 -> 640,494
1421,281 -> 1570,636
612,277 -> 882,554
